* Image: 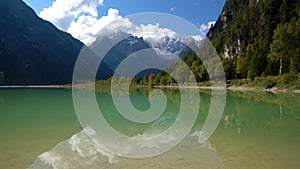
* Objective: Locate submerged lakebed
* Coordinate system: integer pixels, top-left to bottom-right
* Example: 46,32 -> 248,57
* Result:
0,88 -> 299,169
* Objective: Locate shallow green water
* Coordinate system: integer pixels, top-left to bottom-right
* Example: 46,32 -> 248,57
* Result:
0,88 -> 299,169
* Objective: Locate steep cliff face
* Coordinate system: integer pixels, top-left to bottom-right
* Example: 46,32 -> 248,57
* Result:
207,0 -> 300,78
207,0 -> 277,59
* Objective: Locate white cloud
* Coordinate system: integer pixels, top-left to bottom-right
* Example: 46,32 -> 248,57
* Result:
39,0 -> 204,45
134,23 -> 177,41
199,21 -> 216,35
67,8 -> 136,44
170,7 -> 176,12
91,9 -> 135,36
40,0 -> 178,45
40,0 -> 103,31
190,35 -> 204,41
63,6 -> 177,45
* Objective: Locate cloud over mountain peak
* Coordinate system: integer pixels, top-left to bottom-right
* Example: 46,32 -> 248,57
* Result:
39,0 -> 209,45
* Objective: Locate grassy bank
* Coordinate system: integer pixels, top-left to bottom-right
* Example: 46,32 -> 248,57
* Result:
228,74 -> 300,91
8,74 -> 296,94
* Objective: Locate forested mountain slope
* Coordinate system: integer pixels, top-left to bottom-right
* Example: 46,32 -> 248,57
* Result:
207,0 -> 300,79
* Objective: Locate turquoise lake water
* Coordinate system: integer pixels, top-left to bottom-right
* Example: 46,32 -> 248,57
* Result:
0,88 -> 299,169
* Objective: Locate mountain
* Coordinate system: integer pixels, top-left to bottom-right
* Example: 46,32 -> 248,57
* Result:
0,0 -> 112,85
207,0 -> 300,79
146,36 -> 197,55
0,0 -> 203,84
90,32 -> 150,72
89,31 -> 201,77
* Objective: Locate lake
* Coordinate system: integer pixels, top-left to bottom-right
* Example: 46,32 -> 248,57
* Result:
0,88 -> 299,169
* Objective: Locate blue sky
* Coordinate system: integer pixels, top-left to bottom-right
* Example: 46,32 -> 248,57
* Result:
23,0 -> 225,44
24,0 -> 225,27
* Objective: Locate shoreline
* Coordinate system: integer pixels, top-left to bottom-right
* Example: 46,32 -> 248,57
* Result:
1,85 -> 299,94
0,85 -> 65,89
227,86 -> 300,94
154,85 -> 300,94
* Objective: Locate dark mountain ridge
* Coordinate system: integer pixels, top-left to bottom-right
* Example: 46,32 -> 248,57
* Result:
0,0 -> 112,85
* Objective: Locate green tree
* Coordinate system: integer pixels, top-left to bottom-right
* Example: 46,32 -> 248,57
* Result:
236,57 -> 248,79
247,69 -> 256,81
0,71 -> 4,83
268,24 -> 288,75
190,61 -> 201,81
268,22 -> 299,75
173,63 -> 189,84
222,59 -> 235,79
142,75 -> 148,86
287,18 -> 300,74
153,73 -> 162,85
0,71 -> 3,78
148,73 -> 155,87
279,0 -> 289,23
198,64 -> 208,82
166,75 -> 175,85
160,76 -> 167,85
